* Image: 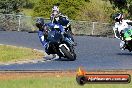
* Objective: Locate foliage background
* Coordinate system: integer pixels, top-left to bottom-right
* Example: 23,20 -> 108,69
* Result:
0,0 -> 131,22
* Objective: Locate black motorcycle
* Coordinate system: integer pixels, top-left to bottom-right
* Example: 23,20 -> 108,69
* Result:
46,29 -> 76,61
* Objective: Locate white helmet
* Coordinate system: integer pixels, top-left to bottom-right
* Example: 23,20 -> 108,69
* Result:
52,6 -> 59,16
52,6 -> 59,12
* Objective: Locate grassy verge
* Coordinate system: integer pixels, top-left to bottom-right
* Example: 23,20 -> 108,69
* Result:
0,45 -> 44,62
0,76 -> 131,88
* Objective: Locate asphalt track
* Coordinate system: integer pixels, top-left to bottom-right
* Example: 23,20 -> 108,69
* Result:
0,31 -> 132,71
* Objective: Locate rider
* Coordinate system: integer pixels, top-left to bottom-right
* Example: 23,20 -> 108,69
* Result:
50,5 -> 73,35
113,13 -> 132,50
36,17 -> 65,55
36,17 -> 49,54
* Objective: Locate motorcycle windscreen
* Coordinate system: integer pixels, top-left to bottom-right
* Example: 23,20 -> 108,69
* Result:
47,30 -> 63,42
124,28 -> 132,41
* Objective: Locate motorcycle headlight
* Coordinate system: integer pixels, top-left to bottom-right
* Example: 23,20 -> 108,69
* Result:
125,37 -> 132,41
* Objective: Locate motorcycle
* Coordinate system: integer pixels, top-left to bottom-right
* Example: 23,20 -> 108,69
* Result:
122,27 -> 132,52
46,28 -> 76,61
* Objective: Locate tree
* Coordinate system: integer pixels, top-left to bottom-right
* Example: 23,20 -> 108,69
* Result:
109,0 -> 127,10
0,0 -> 28,14
109,0 -> 132,18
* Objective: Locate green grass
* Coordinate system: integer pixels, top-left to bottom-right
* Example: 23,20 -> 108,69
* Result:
0,76 -> 131,88
0,45 -> 44,62
22,9 -> 34,16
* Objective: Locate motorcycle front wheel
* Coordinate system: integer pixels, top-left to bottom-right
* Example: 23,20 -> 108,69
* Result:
59,45 -> 76,61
